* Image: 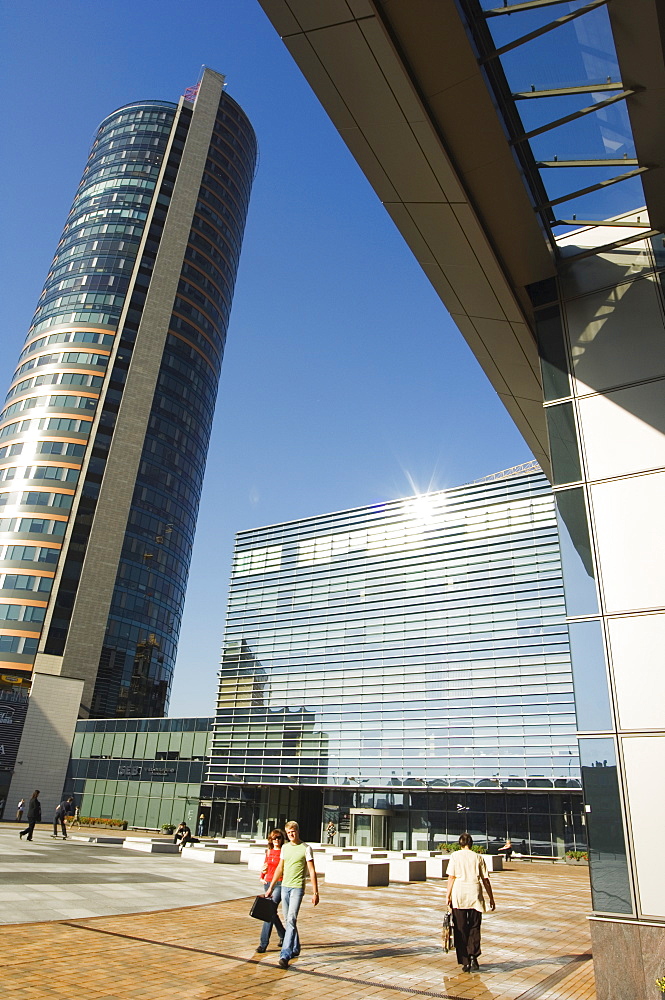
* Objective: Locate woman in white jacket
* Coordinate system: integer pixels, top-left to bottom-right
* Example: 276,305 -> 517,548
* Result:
445,833 -> 496,972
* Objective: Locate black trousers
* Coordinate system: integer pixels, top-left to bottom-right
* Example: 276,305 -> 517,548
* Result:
20,822 -> 37,841
452,908 -> 482,964
53,816 -> 67,837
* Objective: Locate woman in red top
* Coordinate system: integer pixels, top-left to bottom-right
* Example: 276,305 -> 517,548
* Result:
256,829 -> 286,952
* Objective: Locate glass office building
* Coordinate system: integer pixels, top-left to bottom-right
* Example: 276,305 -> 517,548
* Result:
3,68 -> 256,818
208,467 -> 585,853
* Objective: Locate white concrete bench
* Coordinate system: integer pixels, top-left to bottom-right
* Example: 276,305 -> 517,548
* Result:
513,853 -> 560,864
72,836 -> 125,845
123,839 -> 180,855
352,851 -> 388,860
240,846 -> 268,865
181,847 -> 242,864
389,859 -> 427,882
324,861 -> 390,887
426,856 -> 450,878
314,853 -> 354,874
245,852 -> 268,872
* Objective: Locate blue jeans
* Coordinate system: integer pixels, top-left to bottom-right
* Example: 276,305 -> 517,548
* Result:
260,881 -> 285,949
280,885 -> 304,960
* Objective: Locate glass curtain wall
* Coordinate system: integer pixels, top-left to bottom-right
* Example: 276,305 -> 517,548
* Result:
0,103 -> 177,676
209,469 -> 584,853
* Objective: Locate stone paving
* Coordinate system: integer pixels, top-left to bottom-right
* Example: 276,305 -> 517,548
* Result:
0,825 -> 596,999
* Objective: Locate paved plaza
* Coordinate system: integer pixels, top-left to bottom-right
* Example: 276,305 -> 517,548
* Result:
1,826 -> 595,1000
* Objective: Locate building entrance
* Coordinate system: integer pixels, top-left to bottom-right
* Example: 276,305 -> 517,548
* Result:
349,808 -> 392,848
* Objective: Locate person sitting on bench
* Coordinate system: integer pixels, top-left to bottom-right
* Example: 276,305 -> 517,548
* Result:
497,839 -> 513,860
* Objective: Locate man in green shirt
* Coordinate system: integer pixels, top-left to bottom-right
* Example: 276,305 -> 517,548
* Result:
266,820 -> 319,968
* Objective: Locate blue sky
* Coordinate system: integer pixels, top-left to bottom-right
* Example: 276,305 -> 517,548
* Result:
0,2 -> 534,716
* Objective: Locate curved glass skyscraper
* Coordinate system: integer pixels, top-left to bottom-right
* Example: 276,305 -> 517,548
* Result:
1,69 -> 256,813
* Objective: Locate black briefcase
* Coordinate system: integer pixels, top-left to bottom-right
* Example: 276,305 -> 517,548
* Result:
249,895 -> 277,921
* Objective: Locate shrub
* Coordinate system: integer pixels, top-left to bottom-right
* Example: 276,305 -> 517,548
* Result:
161,824 -> 176,834
437,842 -> 486,854
78,816 -> 127,829
565,850 -> 589,861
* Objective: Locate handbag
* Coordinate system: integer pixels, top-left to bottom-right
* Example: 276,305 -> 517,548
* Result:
249,895 -> 278,922
442,909 -> 454,953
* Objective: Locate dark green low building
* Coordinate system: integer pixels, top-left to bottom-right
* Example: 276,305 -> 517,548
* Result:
68,717 -> 212,831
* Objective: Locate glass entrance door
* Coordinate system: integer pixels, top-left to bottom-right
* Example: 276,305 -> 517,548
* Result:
351,812 -> 388,847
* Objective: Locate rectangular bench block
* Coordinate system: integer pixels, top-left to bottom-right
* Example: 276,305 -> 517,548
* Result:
426,857 -> 450,878
122,841 -> 180,854
246,853 -> 268,872
389,859 -> 427,882
181,848 -> 242,864
240,847 -> 268,864
314,853 -> 354,874
72,836 -> 125,845
484,855 -> 503,872
324,861 -> 390,887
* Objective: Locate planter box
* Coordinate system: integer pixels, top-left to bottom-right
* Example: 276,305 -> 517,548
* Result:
565,858 -> 589,865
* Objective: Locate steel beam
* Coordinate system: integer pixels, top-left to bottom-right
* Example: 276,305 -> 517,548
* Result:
482,0 -> 609,60
538,166 -> 649,209
553,219 -> 653,228
559,228 -> 659,262
486,0 -> 591,15
537,158 -> 639,167
511,90 -> 635,143
514,83 -> 625,99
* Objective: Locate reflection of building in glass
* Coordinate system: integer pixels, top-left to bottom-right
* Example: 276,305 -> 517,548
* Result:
208,467 -> 585,853
217,640 -> 329,787
3,68 -> 256,817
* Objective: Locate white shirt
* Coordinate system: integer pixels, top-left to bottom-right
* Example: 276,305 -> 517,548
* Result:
447,848 -> 488,912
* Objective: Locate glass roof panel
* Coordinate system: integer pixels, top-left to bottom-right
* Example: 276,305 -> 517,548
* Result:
476,0 -> 645,238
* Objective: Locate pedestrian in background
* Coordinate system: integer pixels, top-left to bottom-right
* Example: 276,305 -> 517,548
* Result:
19,790 -> 41,842
52,796 -> 75,839
16,798 -> 25,822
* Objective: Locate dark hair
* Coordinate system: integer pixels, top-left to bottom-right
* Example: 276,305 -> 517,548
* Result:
31,790 -> 40,798
459,833 -> 473,848
268,828 -> 285,842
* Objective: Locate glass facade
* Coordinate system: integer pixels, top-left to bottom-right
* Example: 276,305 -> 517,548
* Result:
0,101 -> 172,675
0,84 -> 256,724
208,468 -> 585,854
68,716 -> 212,830
529,216 -> 665,917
